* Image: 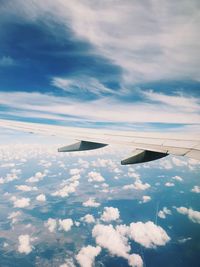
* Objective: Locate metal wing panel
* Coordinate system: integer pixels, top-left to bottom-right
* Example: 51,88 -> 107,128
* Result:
0,119 -> 200,162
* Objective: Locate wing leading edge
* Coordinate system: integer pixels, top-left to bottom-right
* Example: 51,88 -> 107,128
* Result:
0,119 -> 199,164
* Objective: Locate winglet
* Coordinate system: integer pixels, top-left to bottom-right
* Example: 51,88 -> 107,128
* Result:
58,140 -> 108,152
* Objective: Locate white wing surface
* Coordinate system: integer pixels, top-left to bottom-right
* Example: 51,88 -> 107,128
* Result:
0,119 -> 199,164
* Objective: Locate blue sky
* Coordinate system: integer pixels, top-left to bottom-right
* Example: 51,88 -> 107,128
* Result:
0,0 -> 200,131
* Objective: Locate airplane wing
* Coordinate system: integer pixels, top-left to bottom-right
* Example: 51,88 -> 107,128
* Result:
0,119 -> 199,165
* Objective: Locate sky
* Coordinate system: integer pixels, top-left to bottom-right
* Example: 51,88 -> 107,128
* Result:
0,0 -> 200,132
0,2 -> 200,266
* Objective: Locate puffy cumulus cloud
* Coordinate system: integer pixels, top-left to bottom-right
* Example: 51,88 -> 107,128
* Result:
75,221 -> 80,227
91,158 -> 117,170
0,168 -> 21,184
191,185 -> 200,193
81,214 -> 95,224
36,194 -> 46,202
128,254 -> 143,267
165,182 -> 175,187
171,157 -> 187,167
159,160 -> 173,170
78,159 -> 90,169
102,183 -> 109,188
60,259 -> 76,267
83,198 -> 100,208
39,159 -> 52,168
92,224 -> 130,259
139,195 -> 151,204
52,180 -> 79,197
69,168 -> 82,175
26,171 -> 46,183
172,175 -> 183,182
11,196 -> 30,208
76,245 -> 101,267
175,207 -> 200,224
123,180 -> 150,191
158,207 -> 172,219
16,184 -> 38,192
100,207 -> 120,222
8,211 -> 21,224
18,235 -> 32,254
128,221 -> 170,248
45,218 -> 57,233
88,171 -> 105,183
92,223 -> 144,266
127,170 -> 140,180
1,162 -> 16,168
59,219 -> 73,232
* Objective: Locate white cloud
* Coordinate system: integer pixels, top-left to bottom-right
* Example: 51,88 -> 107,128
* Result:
158,211 -> 166,219
0,168 -> 21,184
36,194 -> 46,202
176,207 -> 200,224
81,214 -> 95,224
92,223 -> 144,266
158,207 -> 172,219
128,221 -> 170,248
59,219 -> 73,232
76,245 -> 101,267
60,259 -> 75,267
91,158 -> 117,170
88,171 -> 105,183
16,185 -> 38,192
52,76 -> 113,96
0,0 -> 200,128
159,160 -> 173,170
139,195 -> 151,204
191,185 -> 200,193
18,235 -> 32,254
69,168 -> 82,175
52,180 -> 79,197
100,207 -> 120,222
45,218 -> 57,232
171,157 -> 187,167
165,182 -> 175,187
8,211 -> 21,224
128,254 -> 143,267
143,91 -> 199,112
11,196 -> 30,208
2,1 -> 200,83
127,171 -> 140,179
92,224 -> 130,258
51,77 -> 73,92
123,180 -> 150,191
26,171 -> 46,183
172,176 -> 183,182
83,198 -> 100,208
1,91 -> 199,126
78,159 -> 90,169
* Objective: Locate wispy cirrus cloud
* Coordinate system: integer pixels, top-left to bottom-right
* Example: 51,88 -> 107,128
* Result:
1,0 -> 200,84
0,0 -> 199,130
0,91 -> 199,126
